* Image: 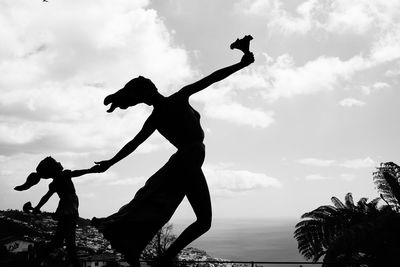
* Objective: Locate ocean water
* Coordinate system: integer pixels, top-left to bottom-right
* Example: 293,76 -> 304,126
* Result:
174,218 -> 306,263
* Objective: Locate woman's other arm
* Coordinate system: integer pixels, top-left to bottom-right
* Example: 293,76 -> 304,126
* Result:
94,116 -> 156,172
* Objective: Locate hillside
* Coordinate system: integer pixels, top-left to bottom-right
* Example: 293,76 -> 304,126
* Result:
0,209 -> 112,253
0,210 -> 234,266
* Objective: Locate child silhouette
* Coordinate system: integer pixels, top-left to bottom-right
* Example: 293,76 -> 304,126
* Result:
15,156 -> 99,267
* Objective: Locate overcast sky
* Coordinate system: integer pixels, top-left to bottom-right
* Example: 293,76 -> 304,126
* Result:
1,0 -> 400,222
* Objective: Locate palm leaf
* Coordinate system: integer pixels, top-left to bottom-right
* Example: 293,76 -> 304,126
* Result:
295,193 -> 389,263
373,162 -> 400,209
344,192 -> 355,209
323,213 -> 400,266
330,196 -> 346,209
383,172 -> 400,205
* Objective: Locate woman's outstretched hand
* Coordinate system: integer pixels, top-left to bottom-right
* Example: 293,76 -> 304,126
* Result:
93,160 -> 112,173
241,52 -> 255,66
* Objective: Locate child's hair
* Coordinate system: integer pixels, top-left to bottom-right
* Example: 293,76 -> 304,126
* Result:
36,156 -> 62,176
14,156 -> 63,191
14,172 -> 40,191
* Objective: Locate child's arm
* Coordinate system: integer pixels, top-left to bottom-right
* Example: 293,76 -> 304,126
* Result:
34,190 -> 54,212
70,167 -> 99,178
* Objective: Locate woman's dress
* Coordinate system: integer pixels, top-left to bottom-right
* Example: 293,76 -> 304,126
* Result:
92,91 -> 206,259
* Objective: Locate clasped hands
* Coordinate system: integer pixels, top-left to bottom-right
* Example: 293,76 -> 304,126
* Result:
91,159 -> 113,173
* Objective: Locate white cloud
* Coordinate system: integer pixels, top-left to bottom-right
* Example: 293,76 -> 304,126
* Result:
361,82 -> 390,95
204,102 -> 274,128
237,0 -> 400,35
1,0 -> 193,89
304,173 -> 355,181
322,1 -> 376,34
298,157 -> 376,169
385,62 -> 400,77
340,157 -> 376,169
193,73 -> 275,128
235,0 -> 314,34
298,158 -> 336,167
235,0 -> 281,15
340,173 -> 356,182
222,67 -> 270,91
236,0 -> 400,90
0,154 -> 42,187
80,192 -> 96,199
263,54 -> 369,101
370,25 -> 400,64
193,50 -> 379,109
229,42 -> 395,102
0,105 -> 166,154
339,98 -> 366,107
269,0 -> 315,35
0,0 -> 194,155
108,176 -> 146,186
305,174 -> 330,181
203,164 -> 282,197
235,0 -> 400,98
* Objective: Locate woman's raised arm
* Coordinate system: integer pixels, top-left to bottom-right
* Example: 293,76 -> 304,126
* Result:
180,52 -> 254,97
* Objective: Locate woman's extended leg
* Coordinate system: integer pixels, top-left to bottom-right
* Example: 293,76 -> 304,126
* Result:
161,168 -> 212,261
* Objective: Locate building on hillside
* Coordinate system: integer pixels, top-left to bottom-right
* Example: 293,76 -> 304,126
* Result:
80,253 -> 119,267
0,236 -> 34,254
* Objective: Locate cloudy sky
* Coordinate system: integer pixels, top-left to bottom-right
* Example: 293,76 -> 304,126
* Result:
1,0 -> 399,222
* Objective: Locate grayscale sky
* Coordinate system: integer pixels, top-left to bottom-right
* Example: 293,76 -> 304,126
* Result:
1,0 -> 399,221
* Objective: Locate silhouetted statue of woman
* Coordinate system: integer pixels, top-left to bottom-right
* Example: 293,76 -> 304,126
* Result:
92,35 -> 255,267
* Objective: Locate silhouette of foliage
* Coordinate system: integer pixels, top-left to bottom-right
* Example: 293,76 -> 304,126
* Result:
295,193 -> 383,262
141,223 -> 176,260
373,162 -> 400,211
322,211 -> 400,266
296,161 -> 400,266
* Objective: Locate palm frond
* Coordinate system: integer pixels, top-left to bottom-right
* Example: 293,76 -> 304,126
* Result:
301,205 -> 340,221
295,193 -> 390,263
331,196 -> 346,209
345,192 -> 355,209
368,197 -> 381,208
356,197 -> 368,212
323,213 -> 400,266
296,162 -> 400,265
373,162 -> 400,209
383,172 -> 400,205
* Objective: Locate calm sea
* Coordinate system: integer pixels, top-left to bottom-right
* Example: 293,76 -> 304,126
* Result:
173,218 -> 306,263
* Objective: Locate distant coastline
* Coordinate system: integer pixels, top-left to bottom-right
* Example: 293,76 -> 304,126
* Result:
1,210 -> 304,264
172,218 -> 303,262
